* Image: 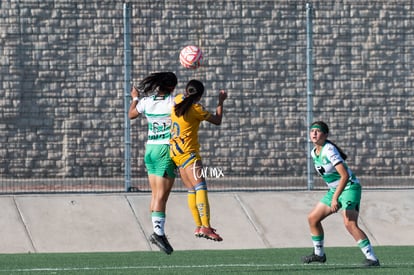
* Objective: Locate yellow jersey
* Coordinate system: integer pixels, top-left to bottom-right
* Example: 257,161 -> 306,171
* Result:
170,94 -> 212,156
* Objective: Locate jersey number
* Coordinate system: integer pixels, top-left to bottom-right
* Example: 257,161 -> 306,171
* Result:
152,122 -> 168,134
315,165 -> 325,176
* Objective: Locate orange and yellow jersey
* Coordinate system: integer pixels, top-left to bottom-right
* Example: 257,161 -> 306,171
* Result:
170,94 -> 212,155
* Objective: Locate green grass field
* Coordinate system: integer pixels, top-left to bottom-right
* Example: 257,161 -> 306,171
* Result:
0,246 -> 412,274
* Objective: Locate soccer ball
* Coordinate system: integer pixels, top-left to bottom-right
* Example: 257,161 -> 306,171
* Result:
179,45 -> 203,69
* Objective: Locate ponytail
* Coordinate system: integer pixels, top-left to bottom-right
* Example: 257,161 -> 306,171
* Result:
174,79 -> 204,117
174,97 -> 195,117
326,140 -> 348,161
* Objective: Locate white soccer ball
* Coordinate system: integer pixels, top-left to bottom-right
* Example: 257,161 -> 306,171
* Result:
179,45 -> 203,69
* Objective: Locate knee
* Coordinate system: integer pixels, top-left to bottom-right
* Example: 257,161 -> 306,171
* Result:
154,191 -> 170,204
344,219 -> 359,233
307,212 -> 320,226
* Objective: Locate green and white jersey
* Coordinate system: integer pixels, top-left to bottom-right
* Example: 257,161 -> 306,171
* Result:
136,94 -> 174,145
311,142 -> 359,189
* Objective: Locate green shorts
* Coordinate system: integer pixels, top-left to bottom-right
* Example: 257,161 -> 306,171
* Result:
320,183 -> 362,211
144,144 -> 176,178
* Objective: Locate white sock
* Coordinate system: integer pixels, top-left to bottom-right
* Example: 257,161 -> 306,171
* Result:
361,245 -> 377,261
151,213 -> 166,236
312,239 -> 325,256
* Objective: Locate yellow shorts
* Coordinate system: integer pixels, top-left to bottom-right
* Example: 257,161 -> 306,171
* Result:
170,151 -> 201,168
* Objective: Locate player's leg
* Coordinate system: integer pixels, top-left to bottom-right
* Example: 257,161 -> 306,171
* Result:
151,144 -> 176,214
302,202 -> 331,263
179,158 -> 222,241
187,160 -> 210,227
149,175 -> 174,233
340,185 -> 379,266
146,145 -> 174,231
302,189 -> 333,264
342,209 -> 379,266
179,164 -> 203,235
148,174 -> 175,254
146,144 -> 175,254
171,151 -> 204,236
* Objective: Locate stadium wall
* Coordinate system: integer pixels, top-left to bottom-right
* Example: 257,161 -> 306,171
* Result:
0,1 -> 413,191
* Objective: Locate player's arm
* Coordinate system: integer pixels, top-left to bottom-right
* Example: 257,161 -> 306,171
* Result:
128,86 -> 140,119
206,90 -> 227,125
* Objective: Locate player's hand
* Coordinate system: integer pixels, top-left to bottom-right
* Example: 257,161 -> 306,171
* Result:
330,199 -> 341,213
218,90 -> 227,103
131,85 -> 139,98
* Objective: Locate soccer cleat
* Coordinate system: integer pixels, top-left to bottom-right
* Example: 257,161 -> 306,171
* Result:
199,227 -> 223,241
149,233 -> 174,255
194,227 -> 202,238
363,259 -> 380,267
302,253 -> 327,264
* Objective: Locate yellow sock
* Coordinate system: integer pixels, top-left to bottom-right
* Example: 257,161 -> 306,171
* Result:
195,181 -> 210,227
188,189 -> 202,227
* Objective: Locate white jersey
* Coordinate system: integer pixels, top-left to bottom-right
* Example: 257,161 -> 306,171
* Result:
311,142 -> 359,189
136,94 -> 174,144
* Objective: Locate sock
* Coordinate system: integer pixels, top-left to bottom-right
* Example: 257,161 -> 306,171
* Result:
195,181 -> 210,227
358,239 -> 378,261
188,189 -> 202,227
311,235 -> 325,256
151,211 -> 165,236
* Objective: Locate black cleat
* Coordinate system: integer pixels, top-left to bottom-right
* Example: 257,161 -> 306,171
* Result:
302,253 -> 327,264
149,233 -> 173,255
363,258 -> 380,267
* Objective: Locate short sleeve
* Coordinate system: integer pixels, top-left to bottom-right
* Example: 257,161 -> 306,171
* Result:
136,98 -> 146,114
325,143 -> 344,166
192,103 -> 212,121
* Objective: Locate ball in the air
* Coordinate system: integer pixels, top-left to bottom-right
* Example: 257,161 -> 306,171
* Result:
179,45 -> 203,69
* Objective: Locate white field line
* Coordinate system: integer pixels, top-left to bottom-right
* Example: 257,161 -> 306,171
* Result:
0,262 -> 412,273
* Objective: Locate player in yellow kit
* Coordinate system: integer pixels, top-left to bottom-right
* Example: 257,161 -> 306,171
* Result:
170,79 -> 227,241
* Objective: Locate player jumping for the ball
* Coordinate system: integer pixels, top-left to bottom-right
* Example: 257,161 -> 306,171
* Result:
170,79 -> 227,242
302,121 -> 380,267
128,72 -> 177,255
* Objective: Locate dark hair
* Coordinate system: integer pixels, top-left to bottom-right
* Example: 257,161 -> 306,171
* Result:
311,121 -> 348,160
137,72 -> 177,96
174,79 -> 205,117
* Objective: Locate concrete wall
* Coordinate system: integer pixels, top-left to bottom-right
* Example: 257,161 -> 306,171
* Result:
0,1 -> 413,186
1,190 -> 413,253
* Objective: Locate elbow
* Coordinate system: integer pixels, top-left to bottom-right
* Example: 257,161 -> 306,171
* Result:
128,112 -> 137,120
209,115 -> 222,125
211,119 -> 222,125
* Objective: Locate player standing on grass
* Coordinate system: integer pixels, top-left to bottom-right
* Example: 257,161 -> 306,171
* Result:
302,121 -> 380,267
170,79 -> 227,242
128,72 -> 177,255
